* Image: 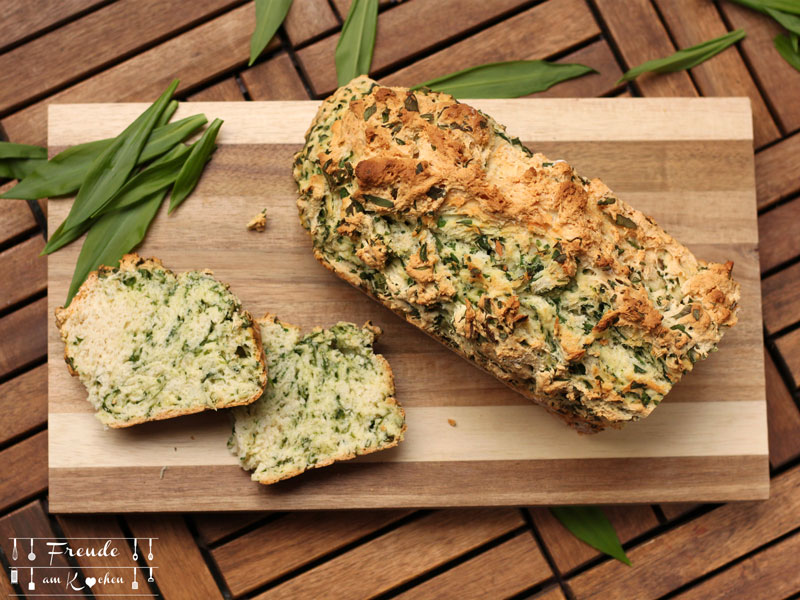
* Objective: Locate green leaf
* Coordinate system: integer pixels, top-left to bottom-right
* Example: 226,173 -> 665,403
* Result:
765,7 -> 800,36
0,142 -> 46,160
157,100 -> 179,128
413,60 -> 596,98
168,118 -> 222,213
1,116 -> 205,201
793,32 -> 799,53
727,0 -> 800,15
0,158 -> 47,180
774,32 -> 800,71
550,506 -> 632,566
250,0 -> 293,66
54,80 -> 179,242
95,143 -> 191,217
64,187 -> 167,306
618,29 -> 746,83
335,0 -> 378,86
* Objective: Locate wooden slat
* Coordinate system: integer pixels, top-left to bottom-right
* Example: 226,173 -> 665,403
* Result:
57,515 -> 145,596
533,587 -> 569,600
776,329 -> 800,389
0,364 -> 47,445
212,510 -> 412,597
0,562 -> 13,600
253,509 -> 525,599
673,533 -> 800,600
755,132 -> 800,210
0,0 -> 106,53
193,513 -> 267,545
0,297 -> 47,378
127,515 -> 224,600
381,0 -> 600,89
762,262 -> 800,333
758,197 -> 800,273
660,503 -> 700,520
719,1 -> 800,133
567,465 -> 800,600
0,431 -> 47,513
394,533 -> 553,599
530,506 -> 659,573
283,0 -> 339,46
0,236 -> 46,308
653,0 -> 779,148
0,500 -> 86,598
764,350 -> 800,468
2,4 -> 263,146
594,0 -> 696,97
241,53 -> 310,100
296,0 -> 531,95
0,200 -> 38,246
188,78 -> 245,101
535,41 -> 623,98
0,0 -> 241,114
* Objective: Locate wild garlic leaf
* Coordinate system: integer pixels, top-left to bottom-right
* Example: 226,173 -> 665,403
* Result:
0,142 -> 46,160
727,0 -> 800,15
775,33 -> 800,71
335,0 -> 378,86
168,118 -> 223,213
44,80 -> 179,253
765,6 -> 800,36
550,506 -> 632,566
249,0 -> 293,67
618,29 -> 746,83
413,60 -> 596,98
0,158 -> 47,180
2,116 -> 206,201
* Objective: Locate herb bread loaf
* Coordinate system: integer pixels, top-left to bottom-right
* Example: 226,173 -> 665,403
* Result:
56,254 -> 266,427
293,76 -> 741,433
228,315 -> 405,484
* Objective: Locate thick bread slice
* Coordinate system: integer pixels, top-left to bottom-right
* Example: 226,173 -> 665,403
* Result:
56,254 -> 267,428
293,76 -> 741,433
228,314 -> 405,484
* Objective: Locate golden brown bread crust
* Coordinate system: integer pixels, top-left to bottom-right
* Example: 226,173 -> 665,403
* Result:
294,76 -> 741,432
56,253 -> 267,428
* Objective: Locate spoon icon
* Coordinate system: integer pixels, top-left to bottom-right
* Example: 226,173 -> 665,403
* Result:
147,538 -> 153,560
132,539 -> 138,560
28,539 -> 36,561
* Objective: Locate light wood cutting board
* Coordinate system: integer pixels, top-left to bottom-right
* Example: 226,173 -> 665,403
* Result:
47,99 -> 768,512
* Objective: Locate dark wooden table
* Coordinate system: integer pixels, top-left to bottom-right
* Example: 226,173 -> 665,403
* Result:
1,1 -> 799,598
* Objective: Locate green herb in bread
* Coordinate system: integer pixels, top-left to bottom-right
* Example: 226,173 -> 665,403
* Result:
228,314 -> 405,484
55,254 -> 266,427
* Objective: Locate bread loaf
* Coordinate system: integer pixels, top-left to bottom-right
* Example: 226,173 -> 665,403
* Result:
293,76 -> 740,432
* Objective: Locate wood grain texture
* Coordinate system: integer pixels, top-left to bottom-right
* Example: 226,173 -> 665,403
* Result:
380,0 -> 600,89
758,197 -> 800,273
0,200 -> 38,246
212,510 -> 413,596
755,132 -> 800,210
0,500 -> 85,598
241,54 -> 310,100
0,0 -> 107,52
536,41 -> 623,99
762,262 -> 800,333
0,364 -> 47,445
764,350 -> 800,469
0,235 -> 46,308
193,512 -> 267,545
673,532 -> 800,600
533,587 -> 569,600
0,0 -> 241,114
296,0 -> 531,94
0,297 -> 46,378
127,515 -> 224,600
776,329 -> 800,389
653,0 -> 779,148
283,0 -> 339,46
0,432 -> 47,512
720,1 -> 800,133
530,505 -> 659,573
393,532 -> 553,599
253,510 -> 524,599
46,99 -> 767,511
188,78 -> 245,102
594,0 -> 696,97
567,466 -> 800,600
659,503 -> 700,520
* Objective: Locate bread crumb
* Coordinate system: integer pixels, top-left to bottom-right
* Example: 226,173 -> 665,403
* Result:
448,419 -> 456,427
159,466 -> 167,479
247,208 -> 268,231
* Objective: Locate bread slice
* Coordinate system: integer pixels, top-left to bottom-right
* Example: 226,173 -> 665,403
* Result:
228,314 -> 405,484
55,254 -> 267,427
293,76 -> 741,433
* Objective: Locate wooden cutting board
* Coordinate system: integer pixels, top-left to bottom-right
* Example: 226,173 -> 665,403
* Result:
47,99 -> 768,512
